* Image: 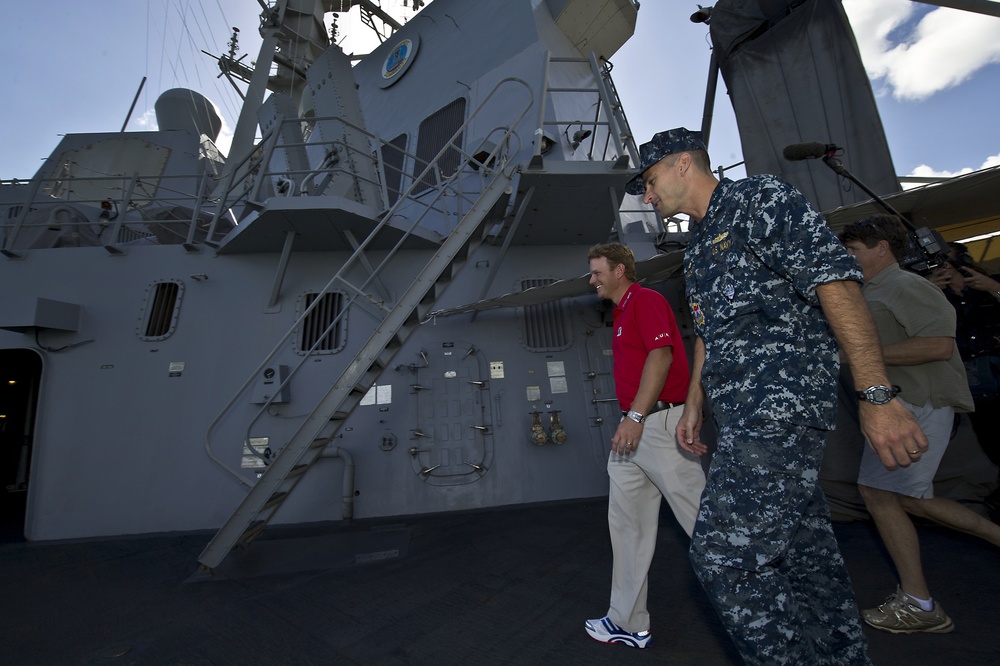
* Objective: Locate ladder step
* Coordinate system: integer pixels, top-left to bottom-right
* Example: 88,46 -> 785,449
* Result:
237,520 -> 267,547
287,464 -> 310,479
310,437 -> 331,449
262,491 -> 289,512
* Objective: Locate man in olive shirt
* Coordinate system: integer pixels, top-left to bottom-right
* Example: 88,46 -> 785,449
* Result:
841,214 -> 1000,634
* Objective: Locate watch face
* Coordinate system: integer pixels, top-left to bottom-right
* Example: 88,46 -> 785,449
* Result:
858,385 -> 897,404
868,387 -> 891,404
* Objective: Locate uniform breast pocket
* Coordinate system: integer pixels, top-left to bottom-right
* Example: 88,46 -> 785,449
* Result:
717,250 -> 757,309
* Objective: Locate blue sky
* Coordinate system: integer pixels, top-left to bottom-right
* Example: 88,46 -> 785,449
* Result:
2,0 -> 998,183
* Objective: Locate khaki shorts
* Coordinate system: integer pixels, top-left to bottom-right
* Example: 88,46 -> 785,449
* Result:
857,397 -> 953,499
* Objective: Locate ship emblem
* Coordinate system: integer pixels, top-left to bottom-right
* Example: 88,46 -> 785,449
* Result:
383,40 -> 411,78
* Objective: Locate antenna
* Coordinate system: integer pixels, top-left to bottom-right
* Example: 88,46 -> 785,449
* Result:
120,76 -> 147,132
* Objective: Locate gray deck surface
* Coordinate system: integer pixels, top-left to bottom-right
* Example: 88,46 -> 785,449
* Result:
2,498 -> 998,665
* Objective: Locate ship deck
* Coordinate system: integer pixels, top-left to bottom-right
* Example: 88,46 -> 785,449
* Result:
2,497 -> 998,665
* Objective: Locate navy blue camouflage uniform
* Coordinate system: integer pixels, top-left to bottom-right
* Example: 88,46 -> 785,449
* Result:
684,175 -> 872,665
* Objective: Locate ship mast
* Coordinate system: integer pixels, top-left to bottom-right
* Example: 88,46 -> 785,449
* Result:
219,0 -> 414,179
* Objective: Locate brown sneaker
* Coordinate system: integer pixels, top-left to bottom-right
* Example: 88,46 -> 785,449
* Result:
862,587 -> 954,634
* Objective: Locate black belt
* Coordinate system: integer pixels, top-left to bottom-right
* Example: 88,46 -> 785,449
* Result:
622,401 -> 683,418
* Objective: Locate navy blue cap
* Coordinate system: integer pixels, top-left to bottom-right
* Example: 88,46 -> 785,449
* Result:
624,128 -> 707,195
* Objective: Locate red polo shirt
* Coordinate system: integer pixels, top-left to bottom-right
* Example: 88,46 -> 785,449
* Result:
612,282 -> 690,410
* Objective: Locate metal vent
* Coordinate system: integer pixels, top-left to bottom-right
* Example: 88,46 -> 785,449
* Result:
381,133 -> 407,205
115,226 -> 155,244
297,291 -> 347,354
520,278 -> 572,351
413,98 -> 466,195
138,280 -> 184,340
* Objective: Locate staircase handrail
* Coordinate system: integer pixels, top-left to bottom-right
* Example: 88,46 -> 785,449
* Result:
202,76 -> 534,486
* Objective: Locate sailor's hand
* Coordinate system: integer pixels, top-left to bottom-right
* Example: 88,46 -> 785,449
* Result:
612,419 -> 643,456
859,400 -> 929,470
676,404 -> 707,456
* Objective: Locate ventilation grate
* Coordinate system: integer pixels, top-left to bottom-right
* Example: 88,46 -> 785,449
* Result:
298,291 -> 347,354
413,98 -> 466,195
520,278 -> 572,351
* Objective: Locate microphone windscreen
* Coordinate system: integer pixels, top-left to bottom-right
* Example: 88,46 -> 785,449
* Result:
782,142 -> 828,161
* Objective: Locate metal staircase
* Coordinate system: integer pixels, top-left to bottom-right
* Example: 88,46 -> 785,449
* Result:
198,170 -> 513,571
197,79 -> 532,572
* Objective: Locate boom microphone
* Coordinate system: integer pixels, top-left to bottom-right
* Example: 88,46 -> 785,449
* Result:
782,142 -> 840,161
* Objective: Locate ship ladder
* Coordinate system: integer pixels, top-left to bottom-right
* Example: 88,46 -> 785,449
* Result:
196,166 -> 515,572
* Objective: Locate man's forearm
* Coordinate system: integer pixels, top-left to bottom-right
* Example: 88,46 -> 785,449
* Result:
816,280 -> 891,388
816,279 -> 930,470
631,346 -> 672,414
684,337 -> 706,407
882,336 -> 954,366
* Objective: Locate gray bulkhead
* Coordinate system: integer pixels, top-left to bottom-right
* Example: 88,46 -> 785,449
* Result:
0,0 -> 646,541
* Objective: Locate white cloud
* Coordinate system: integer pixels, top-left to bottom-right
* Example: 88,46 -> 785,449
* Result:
908,152 -> 1000,178
843,0 -> 1000,100
134,109 -> 158,131
215,117 -> 235,158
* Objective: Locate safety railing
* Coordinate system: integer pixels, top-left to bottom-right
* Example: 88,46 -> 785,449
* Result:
202,76 -> 535,486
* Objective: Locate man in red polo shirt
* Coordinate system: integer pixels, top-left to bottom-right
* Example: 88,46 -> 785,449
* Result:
584,242 -> 706,649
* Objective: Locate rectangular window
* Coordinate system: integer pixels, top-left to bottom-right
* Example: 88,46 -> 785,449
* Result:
138,280 -> 184,340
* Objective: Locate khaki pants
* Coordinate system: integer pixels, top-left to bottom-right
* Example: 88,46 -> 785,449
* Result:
606,406 -> 706,632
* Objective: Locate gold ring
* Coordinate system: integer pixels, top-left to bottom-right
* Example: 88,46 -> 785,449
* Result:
911,450 -> 920,455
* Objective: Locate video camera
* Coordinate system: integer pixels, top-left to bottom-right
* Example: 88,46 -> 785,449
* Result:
899,226 -> 950,275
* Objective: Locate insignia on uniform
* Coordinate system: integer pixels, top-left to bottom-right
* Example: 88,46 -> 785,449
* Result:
690,302 -> 705,327
711,230 -> 734,255
723,282 -> 735,301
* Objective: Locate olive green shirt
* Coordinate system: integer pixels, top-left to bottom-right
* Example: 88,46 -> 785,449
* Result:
862,262 -> 973,412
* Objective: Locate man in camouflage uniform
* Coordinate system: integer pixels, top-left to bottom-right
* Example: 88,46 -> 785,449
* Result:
625,128 -> 928,665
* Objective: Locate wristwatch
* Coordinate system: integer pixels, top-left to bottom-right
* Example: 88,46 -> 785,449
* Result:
855,385 -> 901,405
626,410 -> 646,424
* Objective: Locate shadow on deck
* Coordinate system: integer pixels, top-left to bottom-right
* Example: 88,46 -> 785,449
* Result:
2,499 -> 998,665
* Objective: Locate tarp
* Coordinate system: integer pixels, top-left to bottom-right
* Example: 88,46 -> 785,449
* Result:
710,0 -> 901,212
427,249 -> 685,317
823,165 -> 1000,270
823,165 -> 1000,236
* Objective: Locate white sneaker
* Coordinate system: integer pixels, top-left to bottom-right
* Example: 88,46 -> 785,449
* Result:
584,616 -> 653,648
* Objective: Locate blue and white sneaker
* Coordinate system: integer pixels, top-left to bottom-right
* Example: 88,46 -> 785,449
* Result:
584,616 -> 653,648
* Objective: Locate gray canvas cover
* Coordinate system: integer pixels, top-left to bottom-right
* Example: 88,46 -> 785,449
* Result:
710,0 -> 901,212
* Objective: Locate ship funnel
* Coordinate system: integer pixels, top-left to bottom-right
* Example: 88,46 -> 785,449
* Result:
154,88 -> 223,142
